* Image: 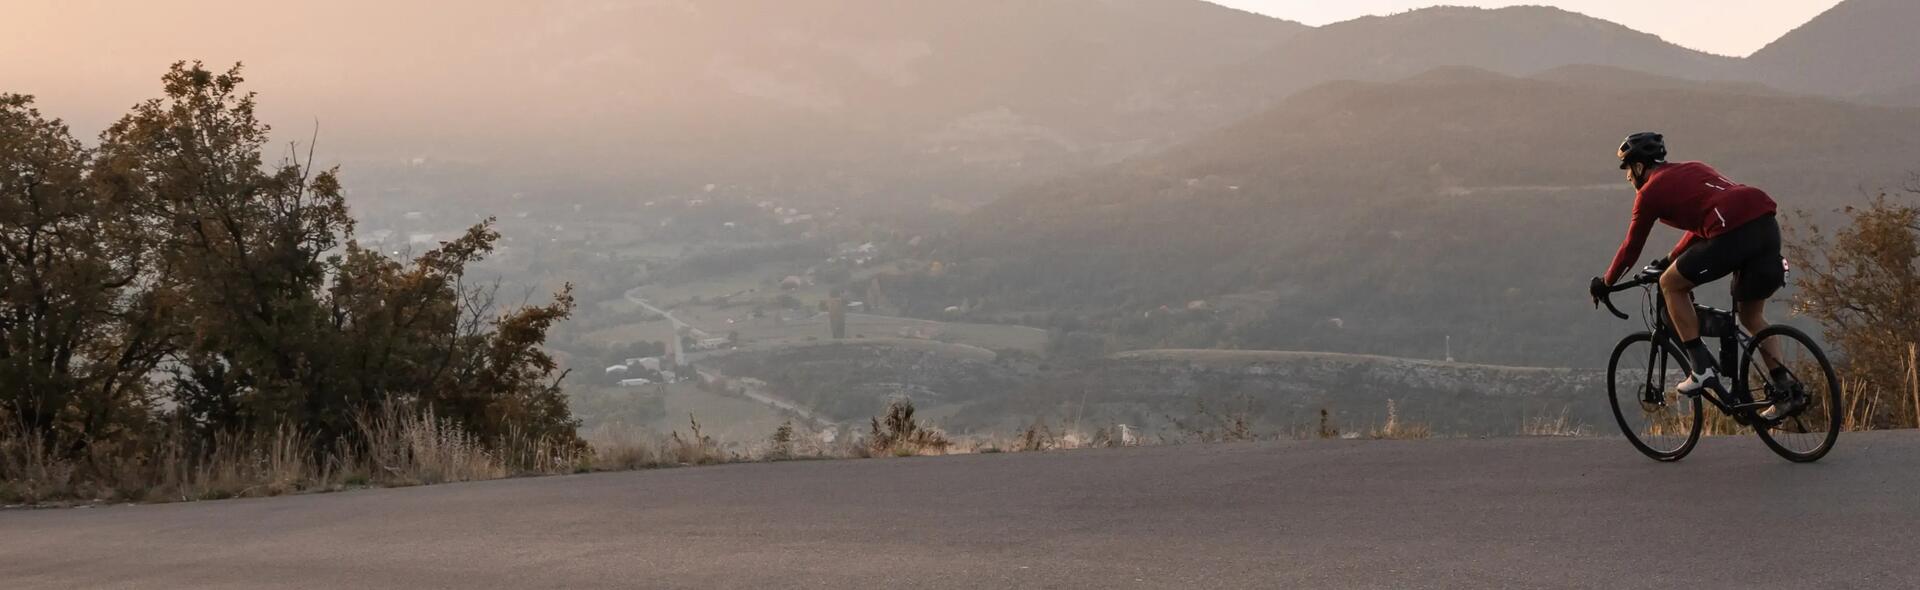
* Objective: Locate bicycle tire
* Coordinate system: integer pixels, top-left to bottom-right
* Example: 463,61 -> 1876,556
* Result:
1607,332 -> 1702,462
1744,325 -> 1842,463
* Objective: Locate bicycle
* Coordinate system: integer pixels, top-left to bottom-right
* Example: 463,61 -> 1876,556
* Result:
1596,261 -> 1841,462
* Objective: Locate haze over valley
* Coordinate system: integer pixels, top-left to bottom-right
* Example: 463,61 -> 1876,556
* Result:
5,0 -> 1916,442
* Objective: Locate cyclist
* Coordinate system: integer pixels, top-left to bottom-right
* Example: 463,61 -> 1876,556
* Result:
1588,132 -> 1803,420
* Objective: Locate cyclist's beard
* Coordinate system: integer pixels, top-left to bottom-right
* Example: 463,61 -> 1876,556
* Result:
1630,168 -> 1651,190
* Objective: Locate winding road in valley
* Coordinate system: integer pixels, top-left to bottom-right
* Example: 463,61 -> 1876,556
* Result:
6,432 -> 1918,588
621,286 -> 834,429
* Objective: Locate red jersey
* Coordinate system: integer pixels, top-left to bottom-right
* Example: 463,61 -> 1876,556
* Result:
1603,162 -> 1778,283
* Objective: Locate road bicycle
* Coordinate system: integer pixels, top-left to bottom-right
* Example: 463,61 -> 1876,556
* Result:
1596,261 -> 1841,462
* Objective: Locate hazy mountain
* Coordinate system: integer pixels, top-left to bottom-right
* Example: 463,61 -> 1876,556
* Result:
1201,6 -> 1740,112
943,67 -> 1920,366
1747,0 -> 1920,106
1,0 -> 1302,205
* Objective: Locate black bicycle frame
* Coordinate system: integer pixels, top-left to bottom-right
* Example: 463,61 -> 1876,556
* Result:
1611,276 -> 1763,418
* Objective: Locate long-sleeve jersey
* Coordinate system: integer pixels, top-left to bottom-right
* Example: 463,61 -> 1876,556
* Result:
1603,162 -> 1778,284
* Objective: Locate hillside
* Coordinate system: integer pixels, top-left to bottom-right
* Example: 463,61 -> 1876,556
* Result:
1747,0 -> 1920,106
0,0 -> 1302,207
930,67 -> 1920,367
1201,6 -> 1740,112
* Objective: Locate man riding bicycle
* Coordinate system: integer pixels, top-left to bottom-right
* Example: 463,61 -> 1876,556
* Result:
1588,132 -> 1804,421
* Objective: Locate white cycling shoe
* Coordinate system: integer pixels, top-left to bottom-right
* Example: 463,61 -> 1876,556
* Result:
1674,367 -> 1718,395
1759,380 -> 1809,422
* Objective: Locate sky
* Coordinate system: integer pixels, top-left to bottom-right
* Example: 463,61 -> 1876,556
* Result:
1211,0 -> 1846,57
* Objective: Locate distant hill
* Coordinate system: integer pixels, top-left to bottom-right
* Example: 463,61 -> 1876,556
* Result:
1,0 -> 1302,206
1747,0 -> 1920,106
933,67 -> 1920,366
15,1 -> 1913,210
1200,6 -> 1740,112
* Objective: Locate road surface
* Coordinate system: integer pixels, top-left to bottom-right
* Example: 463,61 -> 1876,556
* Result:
622,287 -> 708,340
5,433 -> 1917,589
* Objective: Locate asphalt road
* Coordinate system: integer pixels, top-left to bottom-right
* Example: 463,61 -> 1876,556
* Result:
4,432 -> 1917,589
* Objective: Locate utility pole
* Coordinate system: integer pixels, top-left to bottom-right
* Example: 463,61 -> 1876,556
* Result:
828,297 -> 847,340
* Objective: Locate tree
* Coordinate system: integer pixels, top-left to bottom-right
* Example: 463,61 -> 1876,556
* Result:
0,95 -> 168,449
1786,190 -> 1920,427
96,62 -> 356,440
2,61 -> 582,457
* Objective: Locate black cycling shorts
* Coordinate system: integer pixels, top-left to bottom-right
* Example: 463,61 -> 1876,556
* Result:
1674,214 -> 1784,302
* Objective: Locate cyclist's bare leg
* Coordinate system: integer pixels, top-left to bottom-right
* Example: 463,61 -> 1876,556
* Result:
1738,300 -> 1785,373
1660,265 -> 1723,397
1659,265 -> 1701,342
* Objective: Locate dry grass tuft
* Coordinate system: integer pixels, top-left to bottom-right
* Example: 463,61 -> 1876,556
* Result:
0,405 -> 596,505
582,423 -> 660,471
1318,408 -> 1340,440
1,418 -> 79,504
1367,400 -> 1433,440
356,407 -> 508,486
765,420 -> 797,461
1520,408 -> 1589,437
1169,398 -> 1260,443
1085,423 -> 1139,448
864,398 -> 950,457
668,414 -> 732,465
1012,417 -> 1056,452
1840,377 -> 1882,432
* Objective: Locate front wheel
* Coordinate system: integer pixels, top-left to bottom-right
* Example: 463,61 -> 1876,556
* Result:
1607,332 -> 1703,461
1743,325 -> 1842,462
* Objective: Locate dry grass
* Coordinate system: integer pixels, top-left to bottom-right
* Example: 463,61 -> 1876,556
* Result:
1840,377 -> 1883,432
863,398 -> 951,457
968,419 -> 1136,453
1318,408 -> 1341,440
1367,400 -> 1433,440
0,418 -> 78,504
582,422 -> 663,471
1167,397 -> 1260,444
0,407 -> 604,506
1519,408 -> 1590,437
766,420 -> 796,461
668,414 -> 733,465
356,407 -> 510,486
1011,417 -> 1056,452
0,419 -> 351,504
22,390 -> 1746,507
1084,423 -> 1140,448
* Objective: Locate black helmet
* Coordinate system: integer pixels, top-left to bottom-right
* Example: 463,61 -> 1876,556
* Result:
1617,132 -> 1666,169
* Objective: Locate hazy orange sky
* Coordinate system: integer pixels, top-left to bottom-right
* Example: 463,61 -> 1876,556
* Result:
1214,0 -> 1845,56
0,0 -> 1856,161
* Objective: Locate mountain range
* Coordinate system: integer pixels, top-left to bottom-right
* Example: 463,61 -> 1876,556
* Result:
8,0 -> 1915,366
937,63 -> 1920,366
6,0 -> 1912,206
1747,0 -> 1920,106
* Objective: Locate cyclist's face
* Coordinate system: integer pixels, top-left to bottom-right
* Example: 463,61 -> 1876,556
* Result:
1625,162 -> 1648,189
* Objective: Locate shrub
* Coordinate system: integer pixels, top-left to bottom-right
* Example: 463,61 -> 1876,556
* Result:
864,398 -> 950,457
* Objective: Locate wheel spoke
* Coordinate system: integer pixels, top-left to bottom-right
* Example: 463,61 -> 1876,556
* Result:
1610,335 -> 1700,459
1747,327 -> 1841,461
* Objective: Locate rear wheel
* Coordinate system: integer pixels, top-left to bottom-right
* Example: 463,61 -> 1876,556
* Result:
1743,325 -> 1842,462
1607,333 -> 1702,461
